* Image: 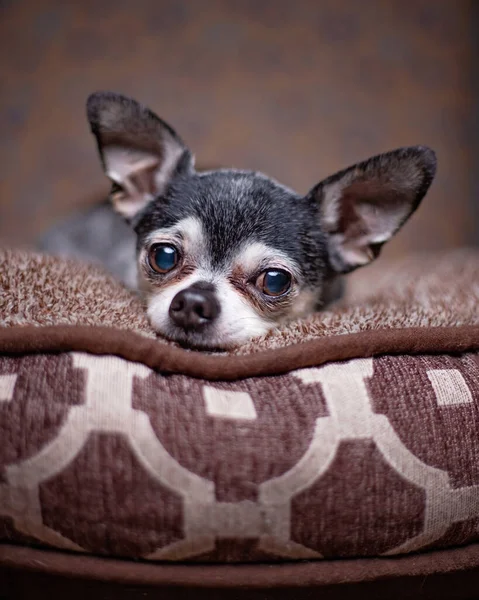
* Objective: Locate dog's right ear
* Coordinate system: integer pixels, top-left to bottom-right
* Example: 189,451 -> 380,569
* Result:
308,146 -> 437,274
87,92 -> 194,221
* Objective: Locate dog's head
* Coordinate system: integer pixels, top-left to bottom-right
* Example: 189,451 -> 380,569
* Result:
87,92 -> 437,349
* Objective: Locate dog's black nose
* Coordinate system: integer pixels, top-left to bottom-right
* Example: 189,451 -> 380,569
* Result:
169,282 -> 220,331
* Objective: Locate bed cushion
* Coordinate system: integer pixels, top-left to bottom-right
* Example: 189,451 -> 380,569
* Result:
1,247 -> 479,596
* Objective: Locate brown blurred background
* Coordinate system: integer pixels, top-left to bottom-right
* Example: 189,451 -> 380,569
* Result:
1,0 -> 478,258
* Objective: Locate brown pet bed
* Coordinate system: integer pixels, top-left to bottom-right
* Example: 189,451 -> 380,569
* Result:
1,247 -> 479,599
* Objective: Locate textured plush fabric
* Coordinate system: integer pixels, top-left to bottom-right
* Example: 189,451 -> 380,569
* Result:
1,247 -> 479,353
0,248 -> 153,337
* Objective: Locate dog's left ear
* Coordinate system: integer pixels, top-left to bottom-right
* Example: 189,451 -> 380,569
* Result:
308,146 -> 437,273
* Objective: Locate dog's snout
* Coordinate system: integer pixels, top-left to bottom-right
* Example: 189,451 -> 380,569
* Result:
169,283 -> 220,331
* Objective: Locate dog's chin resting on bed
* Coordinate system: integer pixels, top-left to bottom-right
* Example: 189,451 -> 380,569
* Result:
39,92 -> 437,350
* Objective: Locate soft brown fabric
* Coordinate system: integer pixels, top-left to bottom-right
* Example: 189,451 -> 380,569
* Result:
0,248 -> 154,337
1,247 -> 479,354
0,324 -> 478,380
1,349 -> 478,562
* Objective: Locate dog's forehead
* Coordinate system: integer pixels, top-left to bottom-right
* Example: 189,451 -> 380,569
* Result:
138,170 -> 313,266
179,169 -> 300,216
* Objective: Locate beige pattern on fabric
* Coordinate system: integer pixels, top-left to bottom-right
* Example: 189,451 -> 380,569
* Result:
1,352 -> 478,562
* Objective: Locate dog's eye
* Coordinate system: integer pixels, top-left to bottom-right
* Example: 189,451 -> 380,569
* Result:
148,244 -> 179,274
257,269 -> 292,297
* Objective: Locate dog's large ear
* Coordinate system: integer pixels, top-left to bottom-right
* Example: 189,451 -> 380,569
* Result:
87,92 -> 194,221
308,146 -> 437,273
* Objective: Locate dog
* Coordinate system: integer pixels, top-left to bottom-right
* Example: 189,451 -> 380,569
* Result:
40,92 -> 437,350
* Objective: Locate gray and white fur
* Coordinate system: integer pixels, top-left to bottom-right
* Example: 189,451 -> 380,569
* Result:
40,92 -> 437,350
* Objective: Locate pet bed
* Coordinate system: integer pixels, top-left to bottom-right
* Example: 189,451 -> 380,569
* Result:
0,247 -> 479,599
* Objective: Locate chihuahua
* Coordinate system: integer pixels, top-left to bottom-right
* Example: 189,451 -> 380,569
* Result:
40,92 -> 437,350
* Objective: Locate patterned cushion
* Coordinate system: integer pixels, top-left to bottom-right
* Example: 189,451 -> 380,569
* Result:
0,248 -> 479,594
0,345 -> 478,563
